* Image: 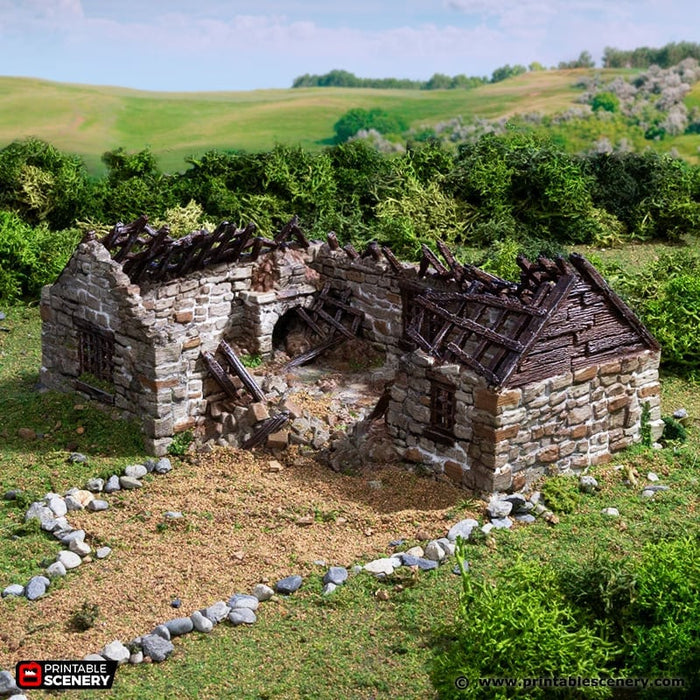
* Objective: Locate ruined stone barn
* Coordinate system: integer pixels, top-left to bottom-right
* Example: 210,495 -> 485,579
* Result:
384,254 -> 663,491
39,216 -> 341,455
315,242 -> 663,492
40,216 -> 663,492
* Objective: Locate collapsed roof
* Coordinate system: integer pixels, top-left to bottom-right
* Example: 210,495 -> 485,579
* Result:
96,216 -> 658,387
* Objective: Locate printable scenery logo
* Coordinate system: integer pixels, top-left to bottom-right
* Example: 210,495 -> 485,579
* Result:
15,660 -> 118,690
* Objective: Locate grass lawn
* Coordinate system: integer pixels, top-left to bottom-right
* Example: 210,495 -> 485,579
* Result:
0,68 -> 645,174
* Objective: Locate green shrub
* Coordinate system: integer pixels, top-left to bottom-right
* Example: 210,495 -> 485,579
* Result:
373,170 -> 466,258
623,537 -> 700,695
591,92 -> 620,113
540,475 -> 580,514
333,108 -> 408,143
152,200 -> 215,238
168,430 -> 193,456
0,137 -> 94,228
607,250 -> 700,374
0,211 -> 80,301
70,602 -> 100,631
240,354 -> 262,368
642,273 -> 700,371
433,544 -> 617,698
661,416 -> 688,442
558,552 -> 635,637
479,238 -> 522,282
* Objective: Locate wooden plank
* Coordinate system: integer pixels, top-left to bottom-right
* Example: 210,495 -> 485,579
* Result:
416,297 -> 524,352
364,241 -> 383,261
123,226 -> 171,282
242,412 -> 290,449
297,307 -> 326,337
184,224 -> 230,272
421,245 -> 449,276
219,341 -> 266,403
509,359 -> 571,387
406,326 -> 434,355
202,351 -> 238,399
284,335 -> 345,369
313,305 -> 355,339
315,297 -> 364,322
575,318 -> 633,344
436,239 -> 464,280
500,274 -> 575,386
343,244 -> 359,259
274,215 -> 299,244
587,336 -> 642,355
462,293 -> 546,316
445,343 -> 500,385
418,255 -> 430,278
470,306 -> 508,367
382,246 -> 405,273
217,223 -> 254,262
327,231 -> 340,250
462,263 -> 514,292
74,379 -> 115,405
112,224 -> 146,263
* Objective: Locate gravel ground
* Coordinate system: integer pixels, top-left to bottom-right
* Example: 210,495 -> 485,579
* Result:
0,446 -> 469,667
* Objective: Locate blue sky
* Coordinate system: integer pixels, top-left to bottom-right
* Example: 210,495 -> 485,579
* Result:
0,1 -> 696,91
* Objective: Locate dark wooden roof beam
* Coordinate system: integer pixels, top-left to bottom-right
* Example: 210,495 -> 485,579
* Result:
416,297 -> 524,352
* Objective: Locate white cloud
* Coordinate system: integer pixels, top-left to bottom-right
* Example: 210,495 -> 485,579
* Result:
0,0 -> 697,89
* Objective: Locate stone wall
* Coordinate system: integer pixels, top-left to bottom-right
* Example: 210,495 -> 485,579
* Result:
386,348 -> 663,493
311,246 -> 457,367
41,238 -> 156,430
41,238 -> 321,455
386,351 -> 488,481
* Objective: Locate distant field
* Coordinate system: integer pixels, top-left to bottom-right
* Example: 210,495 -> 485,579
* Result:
0,69 -> 629,174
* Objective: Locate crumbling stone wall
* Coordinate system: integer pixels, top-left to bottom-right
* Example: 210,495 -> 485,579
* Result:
312,246 -> 458,366
41,238 -> 321,455
311,248 -> 404,362
41,238 -> 155,428
386,348 -> 663,492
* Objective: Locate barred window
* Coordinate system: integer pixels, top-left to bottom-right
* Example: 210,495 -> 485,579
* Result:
75,319 -> 114,388
426,376 -> 456,444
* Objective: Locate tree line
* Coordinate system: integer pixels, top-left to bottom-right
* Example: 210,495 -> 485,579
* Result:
292,68 -> 488,90
293,42 -> 700,92
1,134 -> 699,370
603,41 -> 700,69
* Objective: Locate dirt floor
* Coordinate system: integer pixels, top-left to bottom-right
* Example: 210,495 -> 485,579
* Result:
0,355 -> 476,668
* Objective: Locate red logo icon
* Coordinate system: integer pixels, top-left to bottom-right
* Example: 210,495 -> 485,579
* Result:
17,661 -> 43,688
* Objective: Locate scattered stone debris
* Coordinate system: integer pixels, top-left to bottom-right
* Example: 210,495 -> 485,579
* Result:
579,475 -> 599,493
1,455 -> 178,603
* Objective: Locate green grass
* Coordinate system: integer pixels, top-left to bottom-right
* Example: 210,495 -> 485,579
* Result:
0,305 -> 144,581
1,288 -> 699,697
0,69 -> 638,174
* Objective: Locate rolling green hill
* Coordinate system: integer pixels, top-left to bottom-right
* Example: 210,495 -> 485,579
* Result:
0,69 -> 638,174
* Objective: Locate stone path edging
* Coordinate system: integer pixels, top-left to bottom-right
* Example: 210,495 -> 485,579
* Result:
0,458 -> 673,698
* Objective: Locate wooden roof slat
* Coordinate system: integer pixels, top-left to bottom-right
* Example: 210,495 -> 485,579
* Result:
445,343 -> 500,385
382,246 -> 406,273
420,245 -> 450,277
436,239 -> 464,280
327,231 -> 340,250
415,296 -> 525,352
